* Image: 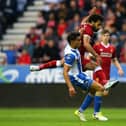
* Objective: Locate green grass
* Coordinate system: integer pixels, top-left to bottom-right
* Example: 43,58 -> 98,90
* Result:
0,108 -> 125,126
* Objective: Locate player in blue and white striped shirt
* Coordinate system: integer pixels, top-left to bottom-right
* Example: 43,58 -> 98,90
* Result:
63,31 -> 107,121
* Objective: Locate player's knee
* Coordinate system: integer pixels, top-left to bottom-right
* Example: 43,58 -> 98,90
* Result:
103,90 -> 109,96
89,89 -> 96,96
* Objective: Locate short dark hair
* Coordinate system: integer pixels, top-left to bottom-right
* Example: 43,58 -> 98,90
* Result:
101,29 -> 110,35
67,31 -> 80,44
88,14 -> 103,23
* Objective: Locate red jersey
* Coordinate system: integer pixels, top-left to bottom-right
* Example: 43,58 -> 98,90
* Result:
93,42 -> 116,80
79,23 -> 94,56
79,23 -> 94,67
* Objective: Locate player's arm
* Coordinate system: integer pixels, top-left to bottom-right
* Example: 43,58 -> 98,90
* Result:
81,6 -> 97,24
83,35 -> 101,62
63,54 -> 76,97
112,57 -> 124,76
63,64 -> 76,97
30,59 -> 64,71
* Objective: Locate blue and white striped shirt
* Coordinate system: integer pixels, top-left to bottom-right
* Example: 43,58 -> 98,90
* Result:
64,44 -> 82,75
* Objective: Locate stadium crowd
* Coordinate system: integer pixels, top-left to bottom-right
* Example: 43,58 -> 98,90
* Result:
0,0 -> 34,39
0,0 -> 126,65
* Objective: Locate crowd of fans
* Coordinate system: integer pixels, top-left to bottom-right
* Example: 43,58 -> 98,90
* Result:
0,0 -> 126,65
0,0 -> 34,39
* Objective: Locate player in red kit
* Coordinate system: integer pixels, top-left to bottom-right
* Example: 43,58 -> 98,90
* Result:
93,29 -> 124,88
74,30 -> 123,121
89,29 -> 124,120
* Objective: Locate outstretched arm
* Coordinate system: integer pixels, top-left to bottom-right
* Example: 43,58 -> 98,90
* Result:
81,6 -> 97,24
30,59 -> 64,71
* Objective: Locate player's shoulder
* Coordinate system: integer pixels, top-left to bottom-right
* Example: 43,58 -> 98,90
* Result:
64,44 -> 70,53
80,23 -> 92,30
64,45 -> 76,56
80,23 -> 93,37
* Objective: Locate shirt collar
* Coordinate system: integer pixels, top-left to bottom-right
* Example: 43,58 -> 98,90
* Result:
101,42 -> 110,48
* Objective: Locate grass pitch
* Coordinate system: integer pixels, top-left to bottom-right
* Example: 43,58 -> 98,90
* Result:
0,108 -> 125,126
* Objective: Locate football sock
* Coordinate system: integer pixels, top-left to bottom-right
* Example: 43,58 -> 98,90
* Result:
94,96 -> 102,114
39,60 -> 61,70
79,94 -> 94,113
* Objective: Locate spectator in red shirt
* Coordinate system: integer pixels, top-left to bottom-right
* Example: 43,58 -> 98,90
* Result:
57,18 -> 67,37
47,12 -> 56,28
17,49 -> 31,65
26,27 -> 40,44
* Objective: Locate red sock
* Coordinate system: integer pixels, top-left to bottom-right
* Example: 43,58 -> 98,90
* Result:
39,60 -> 57,70
93,69 -> 107,85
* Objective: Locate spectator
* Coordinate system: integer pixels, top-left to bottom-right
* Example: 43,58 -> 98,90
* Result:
104,8 -> 116,31
58,33 -> 67,58
17,0 -> 27,16
67,0 -> 79,20
56,1 -> 67,20
67,13 -> 80,32
22,37 -> 34,57
39,33 -> 46,47
17,49 -> 31,65
26,26 -> 40,44
4,0 -> 17,27
36,11 -> 46,31
47,12 -> 56,29
45,27 -> 59,43
42,39 -> 60,62
32,42 -> 43,63
57,18 -> 67,38
110,35 -> 119,47
114,1 -> 126,30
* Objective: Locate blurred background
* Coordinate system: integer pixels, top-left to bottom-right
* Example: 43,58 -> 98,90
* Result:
0,0 -> 126,108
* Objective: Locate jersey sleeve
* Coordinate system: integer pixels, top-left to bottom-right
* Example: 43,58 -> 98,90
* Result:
64,54 -> 75,66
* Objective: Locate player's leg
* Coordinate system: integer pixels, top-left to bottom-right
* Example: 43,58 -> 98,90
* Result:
70,73 -> 104,121
92,76 -> 118,121
74,81 -> 105,121
73,74 -> 108,121
76,59 -> 107,121
88,80 -> 108,121
92,67 -> 108,121
82,58 -> 107,85
69,73 -> 94,121
30,59 -> 64,71
93,77 -> 116,120
75,92 -> 94,121
83,59 -> 119,89
92,90 -> 108,121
